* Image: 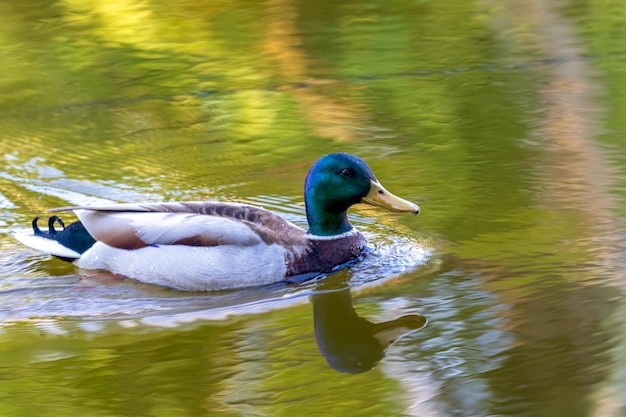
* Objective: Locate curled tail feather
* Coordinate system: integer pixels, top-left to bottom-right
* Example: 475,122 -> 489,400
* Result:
15,216 -> 96,262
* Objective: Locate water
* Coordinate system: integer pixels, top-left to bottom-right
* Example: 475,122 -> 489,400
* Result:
1,0 -> 626,416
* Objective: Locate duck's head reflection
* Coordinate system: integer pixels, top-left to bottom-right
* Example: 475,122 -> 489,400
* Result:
312,288 -> 427,374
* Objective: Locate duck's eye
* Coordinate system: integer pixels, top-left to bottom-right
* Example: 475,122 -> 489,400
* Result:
340,168 -> 353,177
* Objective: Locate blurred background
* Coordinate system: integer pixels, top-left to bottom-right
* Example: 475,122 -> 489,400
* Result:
1,0 -> 626,416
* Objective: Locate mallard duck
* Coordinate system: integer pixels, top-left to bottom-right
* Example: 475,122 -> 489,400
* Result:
15,153 -> 419,291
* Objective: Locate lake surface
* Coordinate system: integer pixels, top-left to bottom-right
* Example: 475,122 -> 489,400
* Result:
2,0 -> 626,416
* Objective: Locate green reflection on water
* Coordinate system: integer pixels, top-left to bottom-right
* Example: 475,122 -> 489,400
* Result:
1,0 -> 625,416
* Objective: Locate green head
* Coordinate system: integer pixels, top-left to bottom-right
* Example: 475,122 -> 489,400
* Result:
304,153 -> 419,236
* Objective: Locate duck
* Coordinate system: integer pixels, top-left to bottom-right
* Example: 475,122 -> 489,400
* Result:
15,153 -> 419,291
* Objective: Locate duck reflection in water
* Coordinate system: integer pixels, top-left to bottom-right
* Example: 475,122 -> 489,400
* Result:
312,288 -> 427,374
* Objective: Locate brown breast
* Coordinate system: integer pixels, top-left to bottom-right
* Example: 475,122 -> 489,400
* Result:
285,231 -> 367,277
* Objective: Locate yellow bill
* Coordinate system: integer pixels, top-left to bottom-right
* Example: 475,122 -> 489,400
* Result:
361,180 -> 420,215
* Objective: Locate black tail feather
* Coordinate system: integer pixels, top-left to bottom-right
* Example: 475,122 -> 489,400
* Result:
33,216 -> 66,237
31,215 -> 96,261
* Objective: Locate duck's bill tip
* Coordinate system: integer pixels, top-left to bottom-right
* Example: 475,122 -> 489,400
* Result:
361,180 -> 420,214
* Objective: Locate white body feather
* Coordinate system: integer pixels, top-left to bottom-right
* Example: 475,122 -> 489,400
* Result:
71,207 -> 297,290
75,241 -> 288,291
